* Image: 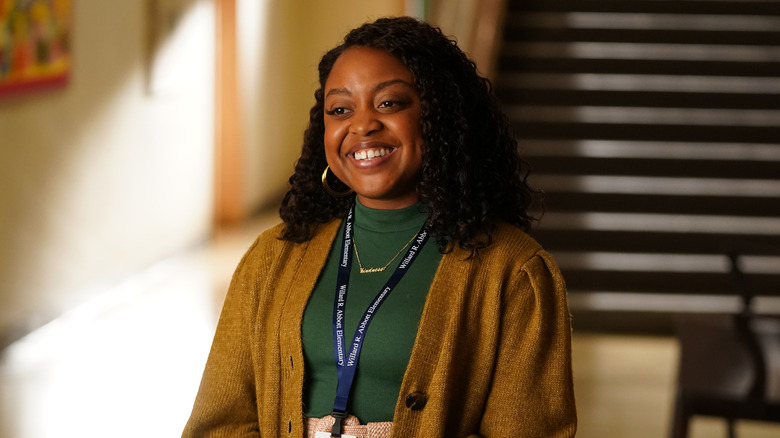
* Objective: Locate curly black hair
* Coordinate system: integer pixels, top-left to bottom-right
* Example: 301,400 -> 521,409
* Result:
279,16 -> 540,253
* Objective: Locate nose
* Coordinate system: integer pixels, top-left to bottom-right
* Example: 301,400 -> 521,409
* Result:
350,109 -> 382,136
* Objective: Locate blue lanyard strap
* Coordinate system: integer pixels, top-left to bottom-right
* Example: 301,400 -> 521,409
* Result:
330,204 -> 430,436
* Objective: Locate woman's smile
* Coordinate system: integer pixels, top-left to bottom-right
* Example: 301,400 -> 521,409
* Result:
323,46 -> 424,210
346,142 -> 396,167
352,147 -> 392,162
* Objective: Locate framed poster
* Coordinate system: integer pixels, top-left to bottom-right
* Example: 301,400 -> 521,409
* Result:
0,0 -> 72,96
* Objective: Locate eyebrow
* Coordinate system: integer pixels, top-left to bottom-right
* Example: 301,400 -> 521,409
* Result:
325,79 -> 416,98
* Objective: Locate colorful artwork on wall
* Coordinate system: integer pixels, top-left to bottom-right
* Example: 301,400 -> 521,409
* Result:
0,0 -> 72,96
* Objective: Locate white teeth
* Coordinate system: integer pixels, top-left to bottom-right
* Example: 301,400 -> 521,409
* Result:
354,148 -> 390,161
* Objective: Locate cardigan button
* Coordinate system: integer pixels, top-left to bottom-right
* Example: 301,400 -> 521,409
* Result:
405,391 -> 427,410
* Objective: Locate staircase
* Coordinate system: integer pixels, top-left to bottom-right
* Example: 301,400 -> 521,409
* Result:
494,0 -> 780,331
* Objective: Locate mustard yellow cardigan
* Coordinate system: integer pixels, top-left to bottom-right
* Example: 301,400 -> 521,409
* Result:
183,219 -> 576,438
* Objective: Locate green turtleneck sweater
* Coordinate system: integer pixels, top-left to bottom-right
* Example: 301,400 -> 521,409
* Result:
301,200 -> 443,422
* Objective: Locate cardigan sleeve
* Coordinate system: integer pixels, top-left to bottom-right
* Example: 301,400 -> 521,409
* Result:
472,250 -> 577,438
181,239 -> 265,438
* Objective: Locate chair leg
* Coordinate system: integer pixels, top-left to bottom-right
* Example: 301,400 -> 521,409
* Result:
726,418 -> 737,438
670,395 -> 690,438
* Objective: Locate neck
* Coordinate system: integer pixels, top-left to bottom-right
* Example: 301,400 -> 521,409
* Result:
354,198 -> 427,232
356,193 -> 418,210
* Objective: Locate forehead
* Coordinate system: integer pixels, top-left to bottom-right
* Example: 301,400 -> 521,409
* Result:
325,46 -> 414,90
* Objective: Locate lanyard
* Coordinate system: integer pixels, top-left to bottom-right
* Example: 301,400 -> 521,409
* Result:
330,205 -> 430,436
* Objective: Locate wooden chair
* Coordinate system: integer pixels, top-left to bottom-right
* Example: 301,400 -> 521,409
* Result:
670,248 -> 780,438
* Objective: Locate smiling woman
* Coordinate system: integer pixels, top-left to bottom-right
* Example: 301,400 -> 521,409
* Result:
323,47 -> 424,210
183,16 -> 576,438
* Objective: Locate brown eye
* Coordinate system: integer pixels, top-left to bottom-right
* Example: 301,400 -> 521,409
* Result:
379,99 -> 409,110
326,107 -> 349,116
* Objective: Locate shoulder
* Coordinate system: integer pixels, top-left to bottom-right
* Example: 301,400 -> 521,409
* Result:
253,222 -> 287,250
240,220 -> 342,267
476,221 -> 546,267
445,221 -> 563,286
492,222 -> 542,253
494,222 -> 563,276
240,222 -> 287,261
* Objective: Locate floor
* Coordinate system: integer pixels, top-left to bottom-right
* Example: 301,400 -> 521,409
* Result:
1,213 -> 778,438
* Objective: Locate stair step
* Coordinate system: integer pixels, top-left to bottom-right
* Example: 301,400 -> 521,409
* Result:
497,0 -> 780,310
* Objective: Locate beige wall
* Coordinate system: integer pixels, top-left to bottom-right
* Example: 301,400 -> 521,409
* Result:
0,0 -> 216,343
0,0 -> 411,344
428,0 -> 507,78
239,0 -> 408,213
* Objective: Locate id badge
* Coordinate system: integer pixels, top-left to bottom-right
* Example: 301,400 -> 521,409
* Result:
315,432 -> 356,438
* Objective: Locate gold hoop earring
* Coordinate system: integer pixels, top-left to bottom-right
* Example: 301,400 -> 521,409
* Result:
321,166 -> 353,197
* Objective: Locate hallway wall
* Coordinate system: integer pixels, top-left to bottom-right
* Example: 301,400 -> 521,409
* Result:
0,0 -> 412,347
0,0 -> 216,345
238,0 -> 408,213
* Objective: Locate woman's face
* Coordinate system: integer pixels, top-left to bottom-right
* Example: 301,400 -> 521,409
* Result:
323,46 -> 424,210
